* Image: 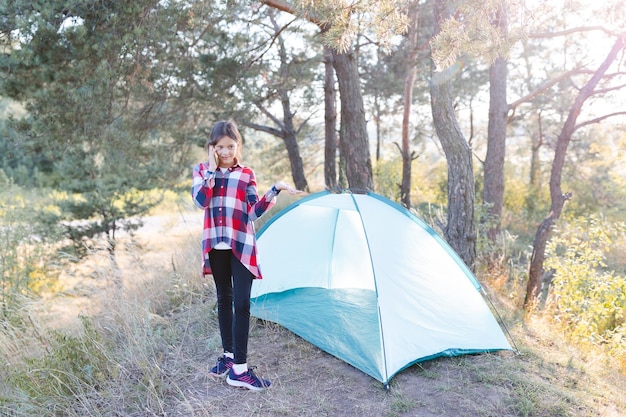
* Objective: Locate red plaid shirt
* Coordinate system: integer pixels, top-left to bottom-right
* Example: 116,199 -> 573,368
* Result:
192,161 -> 277,278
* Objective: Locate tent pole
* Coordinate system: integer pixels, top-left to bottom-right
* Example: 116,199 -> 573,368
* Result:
481,289 -> 520,354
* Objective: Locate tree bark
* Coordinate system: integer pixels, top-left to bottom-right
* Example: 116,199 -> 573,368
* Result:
430,0 -> 477,270
323,45 -> 338,190
483,2 -> 508,240
332,47 -> 374,191
400,0 -> 420,209
281,116 -> 309,192
524,33 -> 626,307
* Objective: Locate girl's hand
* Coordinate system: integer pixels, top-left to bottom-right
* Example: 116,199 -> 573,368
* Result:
274,181 -> 303,195
207,145 -> 218,171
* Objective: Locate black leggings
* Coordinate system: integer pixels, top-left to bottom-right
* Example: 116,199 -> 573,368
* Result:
208,249 -> 254,365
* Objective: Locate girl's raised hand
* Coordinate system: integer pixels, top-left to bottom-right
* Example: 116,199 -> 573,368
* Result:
274,181 -> 303,195
207,145 -> 218,171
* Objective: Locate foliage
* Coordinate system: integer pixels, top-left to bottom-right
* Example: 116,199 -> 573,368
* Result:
0,184 -> 60,314
0,99 -> 55,188
561,129 -> 626,224
294,0 -> 410,53
373,154 -> 449,207
239,8 -> 322,115
51,187 -> 162,257
7,316 -> 114,409
499,161 -> 550,242
373,156 -> 403,202
545,214 -> 626,369
0,0 -> 224,249
430,0 -> 516,71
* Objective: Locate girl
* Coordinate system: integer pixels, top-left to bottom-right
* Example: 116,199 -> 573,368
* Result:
192,120 -> 300,391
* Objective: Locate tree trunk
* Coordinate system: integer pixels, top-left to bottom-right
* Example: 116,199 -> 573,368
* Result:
400,0 -> 419,209
274,13 -> 308,192
282,128 -> 309,192
483,56 -> 507,240
430,0 -> 477,270
332,47 -> 374,191
374,81 -> 381,161
323,45 -> 338,190
483,2 -> 508,241
524,34 -> 626,307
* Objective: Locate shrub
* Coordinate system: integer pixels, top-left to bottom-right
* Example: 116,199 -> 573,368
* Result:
0,185 -> 59,314
545,214 -> 626,369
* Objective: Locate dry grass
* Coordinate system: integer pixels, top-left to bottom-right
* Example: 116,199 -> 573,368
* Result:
1,208 -> 625,416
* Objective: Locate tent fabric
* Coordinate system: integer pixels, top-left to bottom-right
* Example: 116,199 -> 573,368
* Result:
250,190 -> 512,385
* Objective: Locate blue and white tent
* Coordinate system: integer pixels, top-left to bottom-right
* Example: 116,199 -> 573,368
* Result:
251,190 -> 512,386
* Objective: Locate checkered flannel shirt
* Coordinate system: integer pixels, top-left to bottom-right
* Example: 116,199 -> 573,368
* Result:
192,161 -> 277,279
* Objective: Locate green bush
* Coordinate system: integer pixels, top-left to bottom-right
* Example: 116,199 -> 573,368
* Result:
545,214 -> 626,367
0,185 -> 58,314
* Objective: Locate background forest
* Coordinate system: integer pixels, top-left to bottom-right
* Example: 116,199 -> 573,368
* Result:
1,0 -> 625,415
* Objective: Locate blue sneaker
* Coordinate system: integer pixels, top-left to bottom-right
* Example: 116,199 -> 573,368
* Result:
226,367 -> 271,391
209,356 -> 234,378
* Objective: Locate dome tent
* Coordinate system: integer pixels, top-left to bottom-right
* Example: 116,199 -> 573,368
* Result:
250,190 -> 512,386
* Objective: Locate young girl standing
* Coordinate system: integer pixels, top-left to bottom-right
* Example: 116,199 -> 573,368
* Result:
192,120 -> 300,391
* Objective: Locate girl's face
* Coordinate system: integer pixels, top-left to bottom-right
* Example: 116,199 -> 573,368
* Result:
213,136 -> 238,168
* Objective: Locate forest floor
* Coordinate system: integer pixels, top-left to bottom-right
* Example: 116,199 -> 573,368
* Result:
29,207 -> 626,417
